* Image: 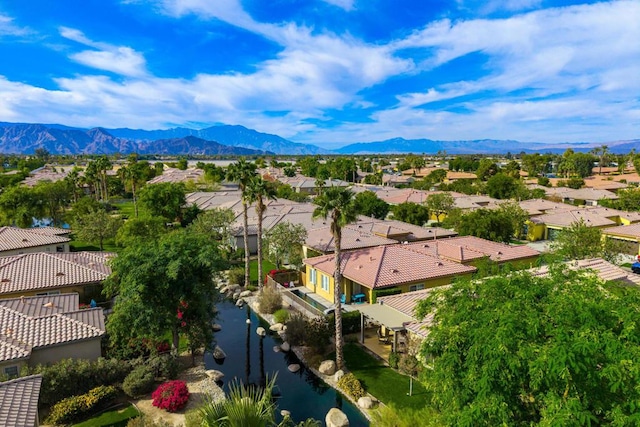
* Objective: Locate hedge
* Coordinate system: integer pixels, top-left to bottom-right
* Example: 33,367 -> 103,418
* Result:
45,385 -> 118,425
372,287 -> 402,303
123,364 -> 156,398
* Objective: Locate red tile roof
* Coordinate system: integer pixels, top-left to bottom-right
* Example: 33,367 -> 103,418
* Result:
0,227 -> 70,252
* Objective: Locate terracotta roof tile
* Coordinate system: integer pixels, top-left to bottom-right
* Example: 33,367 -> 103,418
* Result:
0,375 -> 42,427
0,227 -> 70,252
603,223 -> 640,239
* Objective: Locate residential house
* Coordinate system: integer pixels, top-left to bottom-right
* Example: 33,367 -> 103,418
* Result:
602,223 -> 640,255
303,236 -> 539,304
0,374 -> 43,427
0,293 -> 105,377
0,252 -> 112,302
147,167 -> 205,185
0,227 -> 70,257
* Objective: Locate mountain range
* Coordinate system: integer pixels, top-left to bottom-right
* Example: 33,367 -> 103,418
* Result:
0,122 -> 636,155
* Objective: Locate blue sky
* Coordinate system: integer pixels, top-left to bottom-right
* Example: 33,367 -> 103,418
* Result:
0,0 -> 638,149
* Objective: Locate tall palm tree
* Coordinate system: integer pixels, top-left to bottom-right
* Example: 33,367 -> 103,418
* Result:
226,159 -> 257,287
244,176 -> 277,290
312,186 -> 356,370
118,154 -> 147,218
591,145 -> 610,175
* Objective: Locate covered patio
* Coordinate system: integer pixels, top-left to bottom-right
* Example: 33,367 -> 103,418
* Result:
356,302 -> 414,359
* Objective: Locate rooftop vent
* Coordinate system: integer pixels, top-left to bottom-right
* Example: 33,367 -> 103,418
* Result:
497,251 -> 503,255
390,268 -> 399,273
55,272 -> 65,277
436,261 -> 443,266
22,238 -> 29,242
43,302 -> 54,308
1,278 -> 9,283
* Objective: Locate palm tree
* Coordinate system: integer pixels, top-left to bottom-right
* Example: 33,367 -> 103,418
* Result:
244,176 -> 277,290
226,159 -> 257,287
312,186 -> 356,370
591,145 -> 610,175
118,154 -> 147,218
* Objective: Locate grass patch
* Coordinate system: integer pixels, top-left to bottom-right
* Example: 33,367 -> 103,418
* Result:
342,343 -> 428,410
112,200 -> 137,219
249,258 -> 277,286
73,403 -> 139,427
70,238 -> 120,253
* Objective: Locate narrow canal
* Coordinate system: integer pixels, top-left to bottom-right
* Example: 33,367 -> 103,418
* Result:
204,300 -> 369,426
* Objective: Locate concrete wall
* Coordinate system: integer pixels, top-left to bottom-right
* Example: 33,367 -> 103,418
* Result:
0,283 -> 102,303
0,243 -> 69,257
29,339 -> 102,367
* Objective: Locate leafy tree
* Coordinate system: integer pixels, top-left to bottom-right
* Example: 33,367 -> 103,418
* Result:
391,202 -> 430,226
226,159 -> 257,287
137,182 -> 186,222
475,159 -> 500,181
591,144 -> 610,175
188,208 -> 236,253
502,160 -> 521,179
104,229 -> 224,354
264,222 -> 308,269
33,180 -> 72,226
313,187 -> 357,370
363,172 -> 383,185
615,188 -> 640,211
427,168 -> 447,183
353,190 -> 390,219
328,157 -> 357,182
116,216 -> 167,247
415,267 -> 640,426
496,201 -> 529,240
551,219 -> 622,263
118,154 -> 152,218
274,183 -> 309,203
244,176 -> 277,288
425,193 -> 454,223
283,165 -> 297,177
485,173 -> 519,199
0,185 -> 43,227
521,153 -> 551,177
296,156 -> 320,177
453,208 -> 514,243
176,157 -> 188,170
72,208 -> 122,250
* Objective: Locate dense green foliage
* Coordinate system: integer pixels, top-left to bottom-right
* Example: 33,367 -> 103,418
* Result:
415,268 -> 640,426
264,222 -> 307,269
122,364 -> 156,398
46,385 -> 118,425
353,190 -> 390,219
391,202 -> 430,226
137,182 -> 187,222
551,219 -> 623,263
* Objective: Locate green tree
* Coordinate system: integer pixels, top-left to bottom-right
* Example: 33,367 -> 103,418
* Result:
391,202 -> 430,226
551,219 -> 622,263
264,222 -> 308,269
615,188 -> 640,211
188,208 -> 236,253
485,173 -> 519,199
353,190 -> 390,219
137,182 -> 186,222
297,156 -> 320,177
496,201 -> 529,240
415,267 -> 640,426
115,216 -> 167,247
313,187 -> 357,370
104,229 -> 224,354
118,154 -> 152,218
226,159 -> 257,288
72,208 -> 122,250
425,193 -> 454,223
0,185 -> 43,227
244,176 -> 277,288
475,159 -> 500,181
591,144 -> 610,175
427,168 -> 447,183
454,208 -> 514,243
33,180 -> 72,227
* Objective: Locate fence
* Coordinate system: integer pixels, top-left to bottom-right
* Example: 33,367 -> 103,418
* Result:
266,276 -> 324,318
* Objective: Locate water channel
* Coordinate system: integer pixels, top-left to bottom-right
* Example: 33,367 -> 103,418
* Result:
204,300 -> 369,426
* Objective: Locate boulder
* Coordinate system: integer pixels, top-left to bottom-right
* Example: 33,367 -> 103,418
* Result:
211,323 -> 222,332
280,342 -> 291,352
235,299 -> 245,307
277,330 -> 287,338
319,360 -> 336,376
232,292 -> 241,300
256,327 -> 267,337
281,410 -> 291,417
273,346 -> 281,353
269,323 -> 284,332
325,408 -> 349,427
334,370 -> 345,382
213,345 -> 227,360
239,290 -> 252,298
205,370 -> 225,382
357,396 -> 374,409
288,364 -> 301,373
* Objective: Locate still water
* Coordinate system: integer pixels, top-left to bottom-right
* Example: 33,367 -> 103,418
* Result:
204,300 -> 369,426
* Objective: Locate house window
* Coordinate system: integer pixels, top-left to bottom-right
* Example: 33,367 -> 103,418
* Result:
310,269 -> 317,285
56,245 -> 65,252
4,366 -> 18,379
409,284 -> 425,292
321,274 -> 330,292
36,290 -> 61,296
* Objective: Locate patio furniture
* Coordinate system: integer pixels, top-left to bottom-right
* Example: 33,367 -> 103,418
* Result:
352,293 -> 366,304
340,293 -> 347,304
377,328 -> 390,344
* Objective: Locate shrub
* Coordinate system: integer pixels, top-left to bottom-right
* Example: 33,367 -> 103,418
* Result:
29,358 -> 131,405
372,287 -> 402,303
305,317 -> 332,353
285,312 -> 307,346
123,365 -> 156,398
388,351 -> 400,369
227,268 -> 245,286
46,385 -> 118,425
273,308 -> 290,324
152,380 -> 190,412
337,373 -> 366,400
146,354 -> 179,380
328,310 -> 361,334
258,285 -> 282,314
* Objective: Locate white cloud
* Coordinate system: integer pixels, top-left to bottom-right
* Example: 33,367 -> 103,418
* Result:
0,13 -> 31,37
59,27 -> 147,77
322,0 -> 356,11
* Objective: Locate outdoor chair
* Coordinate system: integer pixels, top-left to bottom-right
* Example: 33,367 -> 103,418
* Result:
377,328 -> 390,344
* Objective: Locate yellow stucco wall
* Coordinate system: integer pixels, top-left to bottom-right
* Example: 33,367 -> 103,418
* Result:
526,221 -> 546,242
0,243 -> 69,257
30,339 -> 102,366
0,283 -> 101,302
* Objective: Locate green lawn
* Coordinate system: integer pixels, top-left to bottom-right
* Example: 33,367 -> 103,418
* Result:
73,403 -> 139,427
343,343 -> 428,410
112,200 -> 137,219
249,258 -> 277,286
70,238 -> 120,253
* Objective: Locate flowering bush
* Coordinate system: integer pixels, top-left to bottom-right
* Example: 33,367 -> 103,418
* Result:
151,380 -> 190,412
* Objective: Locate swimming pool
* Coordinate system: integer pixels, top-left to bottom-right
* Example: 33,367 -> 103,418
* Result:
290,289 -> 330,311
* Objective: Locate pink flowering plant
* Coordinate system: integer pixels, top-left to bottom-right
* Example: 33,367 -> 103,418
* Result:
151,380 -> 190,412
